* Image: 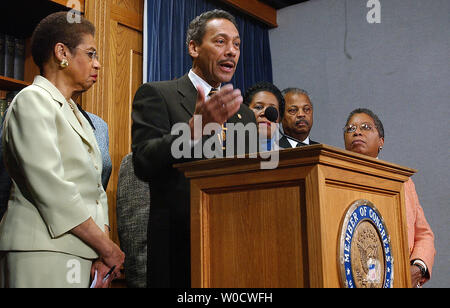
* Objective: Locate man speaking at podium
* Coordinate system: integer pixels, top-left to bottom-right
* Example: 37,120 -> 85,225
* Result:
131,10 -> 255,288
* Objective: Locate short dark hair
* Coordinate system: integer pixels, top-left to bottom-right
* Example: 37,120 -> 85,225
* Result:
243,82 -> 285,119
345,108 -> 385,138
31,11 -> 95,73
186,9 -> 238,48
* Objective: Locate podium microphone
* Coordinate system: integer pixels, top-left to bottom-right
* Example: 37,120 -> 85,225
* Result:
264,106 -> 279,123
279,131 -> 307,147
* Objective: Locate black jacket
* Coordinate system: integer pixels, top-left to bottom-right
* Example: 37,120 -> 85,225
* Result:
278,134 -> 319,149
131,74 -> 256,287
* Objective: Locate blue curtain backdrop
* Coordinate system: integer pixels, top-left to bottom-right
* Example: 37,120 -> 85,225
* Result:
145,0 -> 273,92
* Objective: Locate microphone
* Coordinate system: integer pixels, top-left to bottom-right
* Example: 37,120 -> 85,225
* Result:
278,121 -> 308,147
279,131 -> 307,147
264,106 -> 279,123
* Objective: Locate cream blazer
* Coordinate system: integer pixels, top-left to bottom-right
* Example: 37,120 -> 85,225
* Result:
0,76 -> 108,259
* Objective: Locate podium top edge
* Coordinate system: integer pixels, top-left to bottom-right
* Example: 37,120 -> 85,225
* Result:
174,143 -> 417,177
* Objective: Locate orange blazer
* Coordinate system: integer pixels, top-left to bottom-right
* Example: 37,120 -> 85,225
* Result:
404,178 -> 436,280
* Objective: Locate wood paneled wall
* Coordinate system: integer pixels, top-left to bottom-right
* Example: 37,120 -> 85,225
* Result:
83,0 -> 143,245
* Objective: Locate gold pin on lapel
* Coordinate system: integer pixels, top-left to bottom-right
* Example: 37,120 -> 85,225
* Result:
237,114 -> 242,119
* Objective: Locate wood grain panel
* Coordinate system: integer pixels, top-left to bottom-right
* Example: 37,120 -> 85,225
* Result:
113,0 -> 143,13
50,0 -> 85,12
201,184 -> 305,288
106,21 -> 143,244
83,0 -> 110,119
182,145 -> 414,288
112,0 -> 144,32
190,167 -> 313,288
304,165 -> 325,287
83,0 -> 143,246
111,4 -> 143,32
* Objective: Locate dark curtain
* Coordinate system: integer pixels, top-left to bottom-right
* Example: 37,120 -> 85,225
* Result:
145,0 -> 273,93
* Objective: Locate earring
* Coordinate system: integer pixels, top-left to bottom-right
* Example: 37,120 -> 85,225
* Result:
60,59 -> 69,68
379,146 -> 383,151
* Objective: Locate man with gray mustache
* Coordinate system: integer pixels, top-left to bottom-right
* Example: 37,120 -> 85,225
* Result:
279,88 -> 319,148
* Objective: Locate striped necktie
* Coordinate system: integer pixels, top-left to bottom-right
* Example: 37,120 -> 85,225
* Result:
208,88 -> 219,97
208,88 -> 227,151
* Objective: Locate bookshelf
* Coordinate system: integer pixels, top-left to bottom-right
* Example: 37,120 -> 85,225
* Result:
0,76 -> 30,92
0,0 -> 84,92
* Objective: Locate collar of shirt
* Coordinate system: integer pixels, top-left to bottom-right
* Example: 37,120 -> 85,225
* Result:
287,136 -> 310,148
188,69 -> 221,101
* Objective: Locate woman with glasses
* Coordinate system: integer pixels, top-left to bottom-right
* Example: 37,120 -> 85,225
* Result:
343,108 -> 435,288
0,12 -> 124,288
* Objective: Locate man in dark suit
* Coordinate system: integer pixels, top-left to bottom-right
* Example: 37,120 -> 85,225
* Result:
131,10 -> 256,288
279,88 -> 319,148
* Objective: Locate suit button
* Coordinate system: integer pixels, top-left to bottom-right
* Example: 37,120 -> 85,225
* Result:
95,165 -> 99,170
96,200 -> 100,205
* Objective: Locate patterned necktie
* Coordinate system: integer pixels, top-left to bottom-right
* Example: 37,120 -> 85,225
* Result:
209,88 -> 227,151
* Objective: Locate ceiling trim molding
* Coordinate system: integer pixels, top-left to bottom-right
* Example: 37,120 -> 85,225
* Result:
219,0 -> 278,28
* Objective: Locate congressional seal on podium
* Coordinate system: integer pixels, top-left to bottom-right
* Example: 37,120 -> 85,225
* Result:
338,200 -> 394,288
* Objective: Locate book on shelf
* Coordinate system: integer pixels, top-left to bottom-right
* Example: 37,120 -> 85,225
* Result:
13,38 -> 25,81
1,34 -> 26,82
4,35 -> 14,78
0,99 -> 7,119
0,90 -> 7,119
0,33 -> 5,76
0,90 -> 19,119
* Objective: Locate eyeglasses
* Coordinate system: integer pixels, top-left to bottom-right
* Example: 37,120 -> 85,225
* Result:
76,47 -> 99,61
343,123 -> 374,134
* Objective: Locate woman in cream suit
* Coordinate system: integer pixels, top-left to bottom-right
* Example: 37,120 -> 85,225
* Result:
0,12 -> 124,288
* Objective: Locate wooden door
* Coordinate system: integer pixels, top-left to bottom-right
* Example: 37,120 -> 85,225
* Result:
83,0 -> 144,244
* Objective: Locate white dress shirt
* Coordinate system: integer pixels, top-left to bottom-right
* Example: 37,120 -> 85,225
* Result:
287,136 -> 310,148
188,69 -> 220,100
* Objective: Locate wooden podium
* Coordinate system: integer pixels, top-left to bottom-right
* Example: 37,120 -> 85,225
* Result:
175,145 -> 414,288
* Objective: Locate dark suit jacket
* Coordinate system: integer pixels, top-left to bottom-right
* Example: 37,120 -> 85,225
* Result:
278,135 -> 319,149
131,74 -> 256,288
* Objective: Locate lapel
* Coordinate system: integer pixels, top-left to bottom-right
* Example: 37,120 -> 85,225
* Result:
33,76 -> 94,148
278,135 -> 293,149
228,104 -> 252,124
177,74 -> 197,117
175,75 -> 255,125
